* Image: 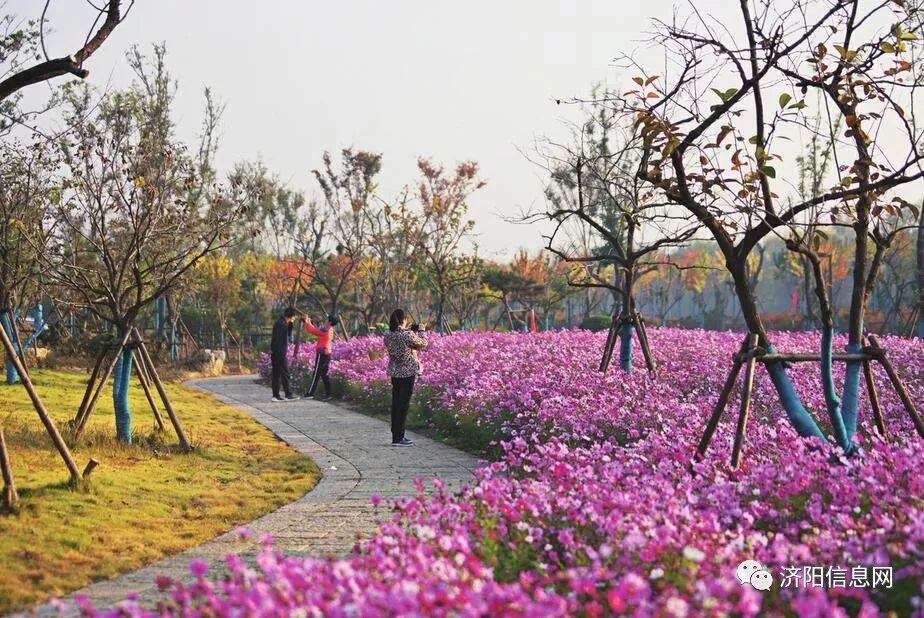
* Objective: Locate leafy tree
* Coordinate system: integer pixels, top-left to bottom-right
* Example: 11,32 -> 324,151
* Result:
294,149 -> 383,332
192,253 -> 242,350
414,158 -> 485,331
49,46 -> 238,444
227,161 -> 305,259
0,139 -> 56,383
536,95 -> 697,371
629,0 -> 924,452
0,137 -> 85,483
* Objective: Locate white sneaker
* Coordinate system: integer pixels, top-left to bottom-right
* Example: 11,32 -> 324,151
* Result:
271,396 -> 285,402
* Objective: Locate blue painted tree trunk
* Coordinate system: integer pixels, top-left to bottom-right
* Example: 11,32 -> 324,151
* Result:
169,325 -> 178,363
618,322 -> 634,374
23,304 -> 48,350
112,348 -> 133,443
840,341 -> 863,447
764,344 -> 827,442
154,297 -> 165,340
1,313 -> 18,385
820,326 -> 851,451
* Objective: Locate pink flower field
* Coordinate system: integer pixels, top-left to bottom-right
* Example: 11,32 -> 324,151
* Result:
99,329 -> 923,616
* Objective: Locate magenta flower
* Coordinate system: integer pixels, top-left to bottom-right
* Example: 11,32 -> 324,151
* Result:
89,329 -> 923,616
188,559 -> 209,578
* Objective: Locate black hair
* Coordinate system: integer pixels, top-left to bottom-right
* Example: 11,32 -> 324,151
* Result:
283,307 -> 296,319
327,314 -> 340,327
389,308 -> 406,332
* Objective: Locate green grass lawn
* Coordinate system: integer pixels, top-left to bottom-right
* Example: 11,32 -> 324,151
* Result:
0,369 -> 319,613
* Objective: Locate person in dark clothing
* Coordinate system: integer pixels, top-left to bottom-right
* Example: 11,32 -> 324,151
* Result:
303,313 -> 339,399
383,308 -> 428,446
270,307 -> 298,401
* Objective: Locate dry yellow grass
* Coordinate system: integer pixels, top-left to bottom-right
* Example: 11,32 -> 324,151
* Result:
0,369 -> 318,613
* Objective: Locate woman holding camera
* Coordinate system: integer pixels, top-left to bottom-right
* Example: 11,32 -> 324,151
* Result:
384,308 -> 428,447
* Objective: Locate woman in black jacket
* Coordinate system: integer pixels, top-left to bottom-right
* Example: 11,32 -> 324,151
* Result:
270,307 -> 297,401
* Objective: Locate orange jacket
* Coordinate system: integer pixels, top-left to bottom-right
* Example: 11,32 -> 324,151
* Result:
304,319 -> 334,355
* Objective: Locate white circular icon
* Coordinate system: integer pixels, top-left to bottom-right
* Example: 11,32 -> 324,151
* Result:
736,559 -> 763,585
750,569 -> 773,591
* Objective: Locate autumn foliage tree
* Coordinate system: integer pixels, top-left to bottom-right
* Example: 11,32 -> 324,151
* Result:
414,158 -> 485,331
292,149 -> 383,332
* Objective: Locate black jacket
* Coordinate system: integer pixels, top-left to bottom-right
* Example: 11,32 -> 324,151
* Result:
270,316 -> 291,359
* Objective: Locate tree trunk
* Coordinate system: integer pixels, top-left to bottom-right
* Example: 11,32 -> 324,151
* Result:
435,295 -> 446,334
791,242 -> 851,451
1,311 -> 19,385
802,260 -> 816,328
728,257 -> 826,441
618,267 -> 635,373
917,201 -> 924,338
112,343 -> 133,444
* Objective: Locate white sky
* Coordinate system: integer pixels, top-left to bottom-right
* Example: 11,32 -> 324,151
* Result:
9,0 -> 744,259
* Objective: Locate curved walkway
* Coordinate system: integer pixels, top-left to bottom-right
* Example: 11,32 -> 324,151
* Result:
25,375 -> 479,616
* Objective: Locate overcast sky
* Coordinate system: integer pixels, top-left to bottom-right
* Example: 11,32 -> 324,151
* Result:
13,1 -> 739,259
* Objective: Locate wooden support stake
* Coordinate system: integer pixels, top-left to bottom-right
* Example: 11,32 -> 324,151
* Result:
756,352 -> 875,363
694,361 -> 743,460
731,334 -> 759,469
73,360 -> 112,438
179,319 -> 201,352
226,330 -> 243,372
74,332 -> 130,440
694,337 -> 751,461
634,314 -> 656,374
867,334 -> 924,439
0,321 -> 81,482
75,348 -> 107,427
82,458 -> 100,479
133,350 -> 166,432
134,330 -> 192,451
599,310 -> 623,373
0,426 -> 18,509
862,360 -> 887,440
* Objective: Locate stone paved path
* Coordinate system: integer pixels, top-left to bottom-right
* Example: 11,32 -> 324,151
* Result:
23,375 -> 479,616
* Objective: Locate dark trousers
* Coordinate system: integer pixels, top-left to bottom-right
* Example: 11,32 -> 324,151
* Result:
391,375 -> 416,443
307,351 -> 331,396
271,355 -> 292,398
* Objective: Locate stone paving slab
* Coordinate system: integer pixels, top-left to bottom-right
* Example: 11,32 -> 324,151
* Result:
20,375 -> 479,616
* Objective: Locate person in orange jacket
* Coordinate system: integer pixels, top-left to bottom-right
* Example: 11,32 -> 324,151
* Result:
303,313 -> 338,399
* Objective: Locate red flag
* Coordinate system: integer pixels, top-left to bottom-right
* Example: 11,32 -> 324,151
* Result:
528,309 -> 537,333
790,287 -> 799,313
